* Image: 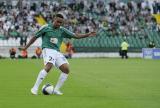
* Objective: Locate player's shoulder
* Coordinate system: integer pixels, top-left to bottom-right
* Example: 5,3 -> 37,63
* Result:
60,26 -> 65,30
38,24 -> 53,31
38,24 -> 48,31
60,26 -> 70,32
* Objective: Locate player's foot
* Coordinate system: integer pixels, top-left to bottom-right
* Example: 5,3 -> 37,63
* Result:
31,88 -> 38,95
53,90 -> 63,95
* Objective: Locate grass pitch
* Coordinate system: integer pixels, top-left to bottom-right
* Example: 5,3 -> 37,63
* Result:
0,58 -> 160,108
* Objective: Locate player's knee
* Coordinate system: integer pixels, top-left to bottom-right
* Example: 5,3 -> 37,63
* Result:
44,63 -> 53,72
60,66 -> 70,74
44,67 -> 51,73
63,67 -> 70,74
59,65 -> 70,74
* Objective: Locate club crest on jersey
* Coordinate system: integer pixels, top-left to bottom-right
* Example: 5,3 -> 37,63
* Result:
50,38 -> 58,44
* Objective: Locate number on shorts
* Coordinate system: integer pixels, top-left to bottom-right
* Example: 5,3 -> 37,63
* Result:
49,56 -> 53,61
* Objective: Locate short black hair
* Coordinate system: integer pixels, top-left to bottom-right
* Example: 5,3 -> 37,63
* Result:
56,14 -> 64,19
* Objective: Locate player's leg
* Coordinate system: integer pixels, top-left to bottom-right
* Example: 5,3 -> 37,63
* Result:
123,50 -> 126,59
121,50 -> 124,59
31,63 -> 53,95
31,48 -> 55,95
125,50 -> 128,59
53,56 -> 70,95
53,63 -> 69,95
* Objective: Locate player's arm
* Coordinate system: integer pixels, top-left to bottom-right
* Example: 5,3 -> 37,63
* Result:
74,32 -> 96,39
23,36 -> 37,50
20,24 -> 47,50
62,27 -> 96,39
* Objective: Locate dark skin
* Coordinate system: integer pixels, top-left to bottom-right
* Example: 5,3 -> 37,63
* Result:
21,16 -> 96,74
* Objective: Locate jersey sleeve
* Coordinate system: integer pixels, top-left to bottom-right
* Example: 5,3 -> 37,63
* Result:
35,24 -> 48,38
61,27 -> 76,39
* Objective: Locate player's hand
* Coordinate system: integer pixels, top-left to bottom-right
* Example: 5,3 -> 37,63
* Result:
88,32 -> 97,37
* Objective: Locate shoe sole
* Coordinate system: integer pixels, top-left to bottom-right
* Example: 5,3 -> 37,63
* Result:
53,92 -> 63,95
31,89 -> 38,95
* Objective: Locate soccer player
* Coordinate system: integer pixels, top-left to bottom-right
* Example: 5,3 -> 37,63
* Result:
22,14 -> 96,95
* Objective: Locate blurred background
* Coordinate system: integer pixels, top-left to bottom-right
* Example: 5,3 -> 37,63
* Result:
0,0 -> 160,58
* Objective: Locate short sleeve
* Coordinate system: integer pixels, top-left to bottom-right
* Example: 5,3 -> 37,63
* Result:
61,27 -> 75,39
35,24 -> 48,38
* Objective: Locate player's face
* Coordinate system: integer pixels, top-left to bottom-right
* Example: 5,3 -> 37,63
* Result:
53,17 -> 64,28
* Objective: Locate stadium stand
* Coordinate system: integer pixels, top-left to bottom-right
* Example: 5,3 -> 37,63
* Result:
0,0 -> 160,55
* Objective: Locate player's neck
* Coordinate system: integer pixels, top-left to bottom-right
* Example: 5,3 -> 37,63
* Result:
52,23 -> 60,29
53,25 -> 60,29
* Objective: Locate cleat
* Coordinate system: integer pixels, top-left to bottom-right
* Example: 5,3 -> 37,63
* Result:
31,88 -> 38,95
53,90 -> 63,95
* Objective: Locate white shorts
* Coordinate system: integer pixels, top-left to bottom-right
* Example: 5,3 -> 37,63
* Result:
42,48 -> 69,68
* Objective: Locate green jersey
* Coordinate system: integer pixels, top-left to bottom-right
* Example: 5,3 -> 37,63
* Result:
35,23 -> 75,51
